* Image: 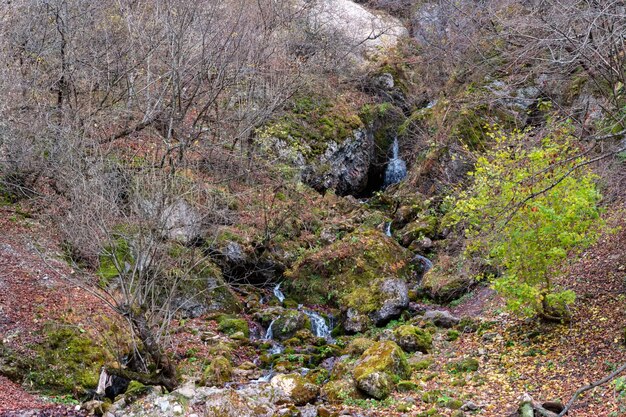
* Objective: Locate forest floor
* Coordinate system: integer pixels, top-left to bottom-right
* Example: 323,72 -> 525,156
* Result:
0,200 -> 624,416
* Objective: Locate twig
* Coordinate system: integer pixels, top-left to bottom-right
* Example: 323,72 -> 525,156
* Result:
558,362 -> 626,416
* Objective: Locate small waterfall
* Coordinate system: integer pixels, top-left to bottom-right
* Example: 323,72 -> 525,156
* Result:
384,222 -> 392,237
264,319 -> 276,340
383,137 -> 407,188
414,254 -> 433,273
273,283 -> 285,303
301,309 -> 332,340
263,318 -> 285,354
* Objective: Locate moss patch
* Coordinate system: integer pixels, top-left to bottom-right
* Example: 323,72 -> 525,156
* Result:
25,324 -> 110,396
285,229 -> 411,314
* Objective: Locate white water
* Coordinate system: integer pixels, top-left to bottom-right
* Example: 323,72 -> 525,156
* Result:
383,137 -> 407,188
264,319 -> 276,340
301,309 -> 332,340
263,318 -> 285,354
414,254 -> 433,273
273,283 -> 285,303
384,222 -> 392,237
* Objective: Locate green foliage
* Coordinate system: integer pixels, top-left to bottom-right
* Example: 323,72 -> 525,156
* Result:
26,324 -> 110,396
449,124 -> 603,319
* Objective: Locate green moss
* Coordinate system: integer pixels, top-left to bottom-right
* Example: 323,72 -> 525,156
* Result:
202,356 -> 232,387
258,95 -> 364,160
397,380 -> 419,392
446,329 -> 460,341
25,324 -> 110,396
411,358 -> 434,372
285,229 -> 411,314
447,358 -> 479,373
353,341 -> 410,399
322,379 -> 362,403
392,325 -> 432,353
97,236 -> 132,287
422,389 -> 442,404
345,338 -> 375,357
124,380 -> 150,401
216,316 -> 249,338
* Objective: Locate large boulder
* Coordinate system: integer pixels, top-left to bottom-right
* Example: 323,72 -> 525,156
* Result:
286,229 -> 413,331
422,310 -> 460,328
160,199 -> 203,245
307,0 -> 408,61
173,260 -> 242,318
353,341 -> 410,399
271,373 -> 319,405
420,258 -> 474,302
302,128 -> 374,196
369,278 -> 409,326
391,325 -> 432,353
270,310 -> 311,341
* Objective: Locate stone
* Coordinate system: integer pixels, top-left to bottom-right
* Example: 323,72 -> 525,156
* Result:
369,278 -> 409,326
391,325 -> 432,353
271,373 -> 319,406
343,308 -> 370,334
160,199 -> 202,245
306,0 -> 408,62
422,310 -> 460,328
461,401 -> 480,411
373,73 -> 394,90
271,310 -> 311,341
301,128 -> 374,196
353,341 -> 410,399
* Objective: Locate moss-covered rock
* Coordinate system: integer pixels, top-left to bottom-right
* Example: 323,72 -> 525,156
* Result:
392,325 -> 432,353
25,325 -> 110,396
124,380 -> 150,402
321,378 -> 363,403
400,216 -> 438,246
270,310 -> 310,342
420,262 -> 474,302
344,337 -> 375,357
174,259 -> 242,317
202,355 -> 232,387
286,229 -> 411,329
216,315 -> 249,338
353,341 -> 410,399
271,373 -> 319,405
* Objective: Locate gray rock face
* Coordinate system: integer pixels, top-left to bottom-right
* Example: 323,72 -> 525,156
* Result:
344,308 -> 370,334
270,373 -> 319,405
302,128 -> 374,196
307,0 -> 408,62
369,278 -> 409,326
422,309 -> 460,328
160,199 -> 203,245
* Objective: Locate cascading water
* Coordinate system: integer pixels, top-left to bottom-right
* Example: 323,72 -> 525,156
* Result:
413,254 -> 433,274
264,319 -> 276,340
384,222 -> 392,237
273,283 -> 285,303
263,318 -> 285,354
383,137 -> 407,188
301,308 -> 333,341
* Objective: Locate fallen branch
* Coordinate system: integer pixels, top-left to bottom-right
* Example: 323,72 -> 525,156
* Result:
558,362 -> 626,416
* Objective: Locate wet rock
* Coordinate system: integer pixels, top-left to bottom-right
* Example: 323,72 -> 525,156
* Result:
302,128 -> 374,196
271,310 -> 311,341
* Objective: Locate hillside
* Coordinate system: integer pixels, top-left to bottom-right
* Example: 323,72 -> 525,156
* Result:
0,1 -> 625,417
